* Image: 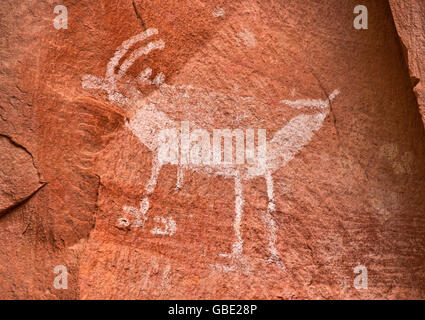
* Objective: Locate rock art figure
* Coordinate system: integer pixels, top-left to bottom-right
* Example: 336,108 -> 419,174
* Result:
82,28 -> 339,270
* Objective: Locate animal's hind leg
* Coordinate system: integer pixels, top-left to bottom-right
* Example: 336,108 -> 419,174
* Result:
232,173 -> 244,255
262,171 -> 285,270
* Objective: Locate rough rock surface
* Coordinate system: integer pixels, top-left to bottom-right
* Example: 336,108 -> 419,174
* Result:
0,135 -> 44,215
0,0 -> 425,299
389,0 -> 425,128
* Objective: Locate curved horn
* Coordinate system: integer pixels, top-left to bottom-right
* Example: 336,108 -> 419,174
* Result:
106,28 -> 159,92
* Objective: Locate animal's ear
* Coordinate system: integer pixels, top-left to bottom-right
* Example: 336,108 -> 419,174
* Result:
134,68 -> 166,93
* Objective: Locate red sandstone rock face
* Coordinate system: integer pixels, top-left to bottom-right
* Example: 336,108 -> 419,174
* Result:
0,1 -> 425,299
0,135 -> 44,215
389,0 -> 425,128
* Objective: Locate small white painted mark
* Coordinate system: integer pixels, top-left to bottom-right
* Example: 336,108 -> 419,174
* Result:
237,29 -> 257,48
151,216 -> 176,236
117,217 -> 130,227
212,7 -> 225,18
213,263 -> 236,273
123,204 -> 146,227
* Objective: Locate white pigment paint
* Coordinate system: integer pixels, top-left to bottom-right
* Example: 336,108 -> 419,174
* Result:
233,173 -> 244,255
281,89 -> 340,109
176,166 -> 184,190
119,40 -> 165,76
237,29 -> 257,48
82,28 -> 340,271
82,28 -> 164,104
212,7 -> 225,18
151,216 -> 176,236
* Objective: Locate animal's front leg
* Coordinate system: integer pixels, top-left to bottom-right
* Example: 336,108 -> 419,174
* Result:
141,157 -> 162,215
219,173 -> 244,259
119,158 -> 162,228
213,173 -> 252,272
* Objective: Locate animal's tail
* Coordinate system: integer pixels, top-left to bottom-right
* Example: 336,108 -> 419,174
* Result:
267,90 -> 340,172
280,89 -> 339,110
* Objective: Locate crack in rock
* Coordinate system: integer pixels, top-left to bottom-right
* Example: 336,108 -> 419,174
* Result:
0,133 -> 45,216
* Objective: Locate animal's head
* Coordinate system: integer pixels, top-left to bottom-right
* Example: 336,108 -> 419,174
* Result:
81,28 -> 166,114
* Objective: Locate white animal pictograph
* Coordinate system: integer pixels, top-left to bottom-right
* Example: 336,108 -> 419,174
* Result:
82,28 -> 339,270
